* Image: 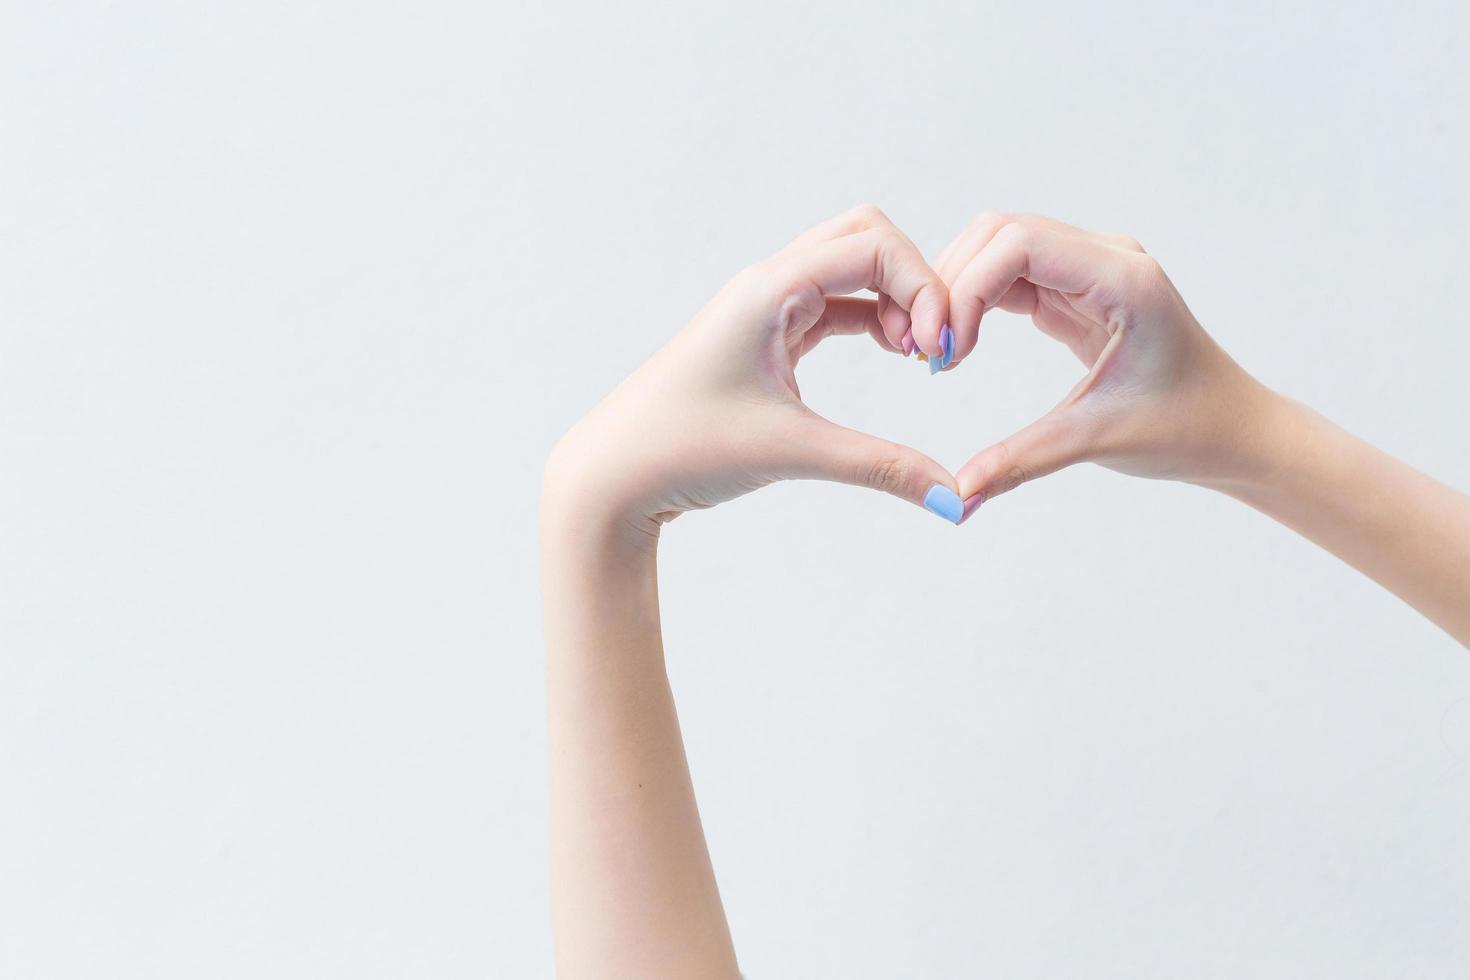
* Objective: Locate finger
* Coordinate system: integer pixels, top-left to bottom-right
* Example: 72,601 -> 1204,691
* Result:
1100,231 -> 1147,253
944,279 -> 1038,371
953,409 -> 1093,520
772,205 -> 942,356
935,211 -> 1012,283
946,222 -> 1123,369
933,212 -> 1015,367
994,278 -> 1039,315
875,292 -> 912,352
796,296 -> 893,358
938,214 -> 1145,369
781,202 -> 897,252
939,212 -> 1137,284
776,412 -> 966,523
786,227 -> 948,353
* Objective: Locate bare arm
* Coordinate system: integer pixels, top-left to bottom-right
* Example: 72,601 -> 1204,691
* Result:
542,205 -> 963,977
541,501 -> 738,978
1207,395 -> 1470,644
935,211 -> 1470,646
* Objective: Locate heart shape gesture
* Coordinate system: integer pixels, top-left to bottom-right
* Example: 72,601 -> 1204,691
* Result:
544,205 -> 1268,545
544,205 -> 1470,979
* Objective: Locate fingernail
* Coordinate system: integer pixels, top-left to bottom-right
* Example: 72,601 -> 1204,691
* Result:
928,324 -> 954,375
901,330 -> 915,357
959,492 -> 985,525
922,485 -> 964,524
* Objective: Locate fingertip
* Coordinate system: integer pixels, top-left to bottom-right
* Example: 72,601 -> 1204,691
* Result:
958,492 -> 985,525
929,324 -> 956,373
910,282 -> 948,355
876,293 -> 912,351
947,291 -> 985,352
922,484 -> 964,524
948,304 -> 985,367
954,453 -> 991,500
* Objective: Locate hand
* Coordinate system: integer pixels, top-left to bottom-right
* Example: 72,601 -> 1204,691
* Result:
934,212 -> 1280,514
543,205 -> 968,543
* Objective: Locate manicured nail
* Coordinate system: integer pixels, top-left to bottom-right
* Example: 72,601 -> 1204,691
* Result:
928,324 -> 955,375
922,485 -> 964,524
959,492 -> 985,525
901,330 -> 915,357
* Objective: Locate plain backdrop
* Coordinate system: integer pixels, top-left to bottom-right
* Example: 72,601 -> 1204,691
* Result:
3,1 -> 1469,977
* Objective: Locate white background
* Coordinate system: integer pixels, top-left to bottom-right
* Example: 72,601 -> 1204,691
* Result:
3,1 -> 1469,977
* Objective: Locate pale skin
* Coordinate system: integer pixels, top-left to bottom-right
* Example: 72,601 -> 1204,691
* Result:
541,206 -> 1470,977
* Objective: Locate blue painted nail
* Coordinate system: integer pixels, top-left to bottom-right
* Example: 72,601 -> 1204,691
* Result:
928,324 -> 955,374
923,484 -> 963,523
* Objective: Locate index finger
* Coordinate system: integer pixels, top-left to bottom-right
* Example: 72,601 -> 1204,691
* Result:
782,226 -> 948,354
945,221 -> 1131,367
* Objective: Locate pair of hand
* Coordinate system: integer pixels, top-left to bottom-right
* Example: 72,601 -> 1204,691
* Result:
545,205 -> 1278,539
543,205 -> 1470,979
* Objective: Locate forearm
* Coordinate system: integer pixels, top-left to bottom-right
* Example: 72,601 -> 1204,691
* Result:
1204,393 -> 1470,646
541,486 -> 738,979
534,206 -> 965,976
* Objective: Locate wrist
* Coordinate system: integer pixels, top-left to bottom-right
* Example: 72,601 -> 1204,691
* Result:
1191,384 -> 1318,499
542,437 -> 662,561
540,444 -> 665,674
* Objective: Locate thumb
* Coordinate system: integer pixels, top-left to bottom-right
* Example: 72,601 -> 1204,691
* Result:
955,409 -> 1093,521
777,413 -> 966,523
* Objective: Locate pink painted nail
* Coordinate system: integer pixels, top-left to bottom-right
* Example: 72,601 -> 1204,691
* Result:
958,493 -> 985,525
901,330 -> 915,357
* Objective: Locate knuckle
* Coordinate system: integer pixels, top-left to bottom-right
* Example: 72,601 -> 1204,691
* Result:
734,259 -> 817,322
864,455 -> 912,495
876,226 -> 907,257
857,223 -> 893,244
968,210 -> 1010,234
998,464 -> 1030,494
850,202 -> 888,226
729,260 -> 782,304
994,219 -> 1034,251
1129,252 -> 1166,285
1114,234 -> 1146,253
856,226 -> 896,281
989,442 -> 1030,495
